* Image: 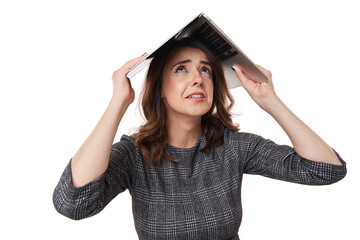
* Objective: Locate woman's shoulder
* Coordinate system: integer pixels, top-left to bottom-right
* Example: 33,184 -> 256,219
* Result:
223,126 -> 260,144
111,134 -> 139,154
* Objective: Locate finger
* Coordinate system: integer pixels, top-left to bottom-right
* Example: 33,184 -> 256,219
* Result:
232,65 -> 256,89
255,64 -> 272,79
123,52 -> 148,71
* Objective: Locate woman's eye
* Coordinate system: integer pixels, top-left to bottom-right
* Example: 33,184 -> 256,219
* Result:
202,67 -> 212,75
175,66 -> 185,72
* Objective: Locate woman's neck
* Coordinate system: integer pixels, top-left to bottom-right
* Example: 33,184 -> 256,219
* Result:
166,115 -> 202,149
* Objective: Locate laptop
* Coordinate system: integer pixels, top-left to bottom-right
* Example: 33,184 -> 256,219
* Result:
126,13 -> 269,88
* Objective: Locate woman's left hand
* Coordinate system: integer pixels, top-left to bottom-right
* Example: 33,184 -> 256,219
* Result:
232,64 -> 343,166
232,64 -> 277,113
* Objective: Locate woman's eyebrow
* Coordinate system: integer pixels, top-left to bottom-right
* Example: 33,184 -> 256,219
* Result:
171,59 -> 211,69
201,60 -> 211,67
171,59 -> 191,69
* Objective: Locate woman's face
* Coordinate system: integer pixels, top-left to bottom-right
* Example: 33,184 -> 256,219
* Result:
161,47 -> 214,120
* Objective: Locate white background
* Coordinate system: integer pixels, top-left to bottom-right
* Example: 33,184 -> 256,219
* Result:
1,0 -> 359,239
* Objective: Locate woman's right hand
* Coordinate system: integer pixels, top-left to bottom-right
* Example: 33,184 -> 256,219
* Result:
111,53 -> 147,105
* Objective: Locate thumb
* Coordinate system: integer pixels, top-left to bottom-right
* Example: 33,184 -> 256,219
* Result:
232,65 -> 256,91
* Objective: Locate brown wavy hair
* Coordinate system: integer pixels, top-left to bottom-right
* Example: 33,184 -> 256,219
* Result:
132,38 -> 239,167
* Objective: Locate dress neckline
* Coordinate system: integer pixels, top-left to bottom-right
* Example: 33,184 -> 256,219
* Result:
165,133 -> 205,152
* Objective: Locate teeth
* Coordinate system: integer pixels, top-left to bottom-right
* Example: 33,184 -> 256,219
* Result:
188,94 -> 203,98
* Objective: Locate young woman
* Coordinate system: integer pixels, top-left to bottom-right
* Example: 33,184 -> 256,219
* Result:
53,38 -> 346,240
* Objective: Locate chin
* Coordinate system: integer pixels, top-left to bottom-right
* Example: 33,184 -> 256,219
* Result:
186,107 -> 211,117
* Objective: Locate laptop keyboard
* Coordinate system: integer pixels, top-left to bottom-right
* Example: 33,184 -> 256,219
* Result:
192,22 -> 238,61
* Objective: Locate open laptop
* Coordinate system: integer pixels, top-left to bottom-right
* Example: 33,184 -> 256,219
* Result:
126,13 -> 269,88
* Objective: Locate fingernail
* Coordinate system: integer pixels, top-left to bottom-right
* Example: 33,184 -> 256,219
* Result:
231,66 -> 235,71
141,52 -> 147,56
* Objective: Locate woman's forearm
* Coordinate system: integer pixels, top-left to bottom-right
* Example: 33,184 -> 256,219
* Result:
68,54 -> 146,187
71,97 -> 129,187
264,94 -> 343,165
232,64 -> 342,166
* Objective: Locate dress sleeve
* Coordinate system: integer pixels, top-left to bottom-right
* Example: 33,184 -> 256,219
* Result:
233,131 -> 347,185
52,135 -> 135,220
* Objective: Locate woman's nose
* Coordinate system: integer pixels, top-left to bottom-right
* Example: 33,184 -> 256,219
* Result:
191,71 -> 203,86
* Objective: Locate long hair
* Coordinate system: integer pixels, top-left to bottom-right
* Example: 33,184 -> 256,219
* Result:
132,38 -> 239,167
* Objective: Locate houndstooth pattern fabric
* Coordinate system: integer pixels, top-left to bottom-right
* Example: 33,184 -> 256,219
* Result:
53,128 -> 347,240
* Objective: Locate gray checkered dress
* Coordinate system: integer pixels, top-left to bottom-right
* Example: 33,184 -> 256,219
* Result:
53,128 -> 347,240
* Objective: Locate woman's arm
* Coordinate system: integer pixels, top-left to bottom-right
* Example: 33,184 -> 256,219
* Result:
232,64 -> 343,166
71,54 -> 147,187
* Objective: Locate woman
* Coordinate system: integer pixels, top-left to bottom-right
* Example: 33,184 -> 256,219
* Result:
53,38 -> 346,240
